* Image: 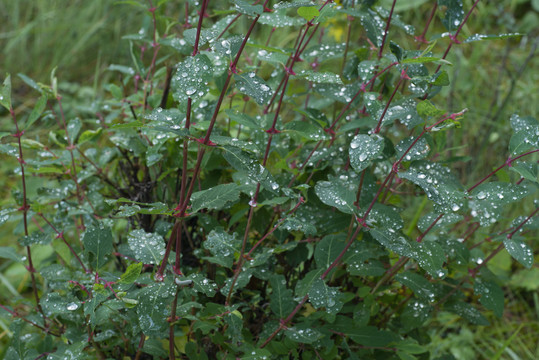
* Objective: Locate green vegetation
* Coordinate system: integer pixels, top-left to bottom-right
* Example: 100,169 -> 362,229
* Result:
0,0 -> 538,359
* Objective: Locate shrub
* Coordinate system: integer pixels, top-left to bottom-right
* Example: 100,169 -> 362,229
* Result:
0,0 -> 538,359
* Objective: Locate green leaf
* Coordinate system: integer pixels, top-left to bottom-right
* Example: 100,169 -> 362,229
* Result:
191,183 -> 243,212
509,161 -> 538,183
282,217 -> 317,236
78,128 -> 103,145
171,54 -> 213,104
504,237 -> 533,269
67,118 -> 82,142
315,234 -> 346,269
398,160 -> 466,213
359,10 -> 384,46
25,94 -> 47,129
401,56 -> 447,64
345,326 -> 399,347
127,229 -> 165,265
284,325 -> 323,344
395,272 -> 436,301
314,180 -> 356,214
474,280 -> 504,317
82,226 -> 113,268
349,134 -> 385,172
220,268 -> 253,296
294,69 -> 343,84
19,232 -> 52,246
400,299 -> 432,330
284,120 -> 329,141
203,229 -> 240,268
370,229 -> 415,258
187,273 -> 218,297
438,0 -> 463,31
470,182 -> 532,226
297,6 -> 319,21
308,278 -> 343,314
0,247 -> 23,262
416,100 -> 445,119
118,262 -> 143,284
183,27 -> 218,47
295,268 -> 324,297
0,74 -> 11,110
509,128 -> 539,155
395,136 -> 431,161
269,274 -> 295,318
137,278 -> 175,336
226,109 -> 262,129
233,0 -> 263,16
221,145 -> 279,193
445,301 -> 490,325
463,33 -> 522,43
234,72 -> 273,105
411,241 -> 447,278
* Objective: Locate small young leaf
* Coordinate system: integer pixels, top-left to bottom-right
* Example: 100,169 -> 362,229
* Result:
118,262 -> 143,284
297,6 -> 319,21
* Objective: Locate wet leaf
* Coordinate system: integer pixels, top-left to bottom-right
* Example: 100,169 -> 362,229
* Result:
398,160 -> 466,213
203,229 -> 240,268
171,54 -> 213,104
445,301 -> 490,325
463,33 -> 522,43
411,240 -> 447,278
234,72 -> 273,105
395,136 -> 431,161
137,278 -> 175,336
308,278 -> 343,314
82,225 -> 113,269
0,247 -> 23,262
314,180 -> 356,214
0,74 -> 11,110
284,120 -> 328,141
191,183 -> 243,212
269,274 -> 295,318
233,0 -> 263,16
474,280 -> 504,317
349,134 -> 385,172
284,325 -> 323,344
504,236 -> 533,269
438,0 -> 464,32
127,229 -> 165,265
395,272 -> 436,301
118,262 -> 143,284
469,182 -> 532,226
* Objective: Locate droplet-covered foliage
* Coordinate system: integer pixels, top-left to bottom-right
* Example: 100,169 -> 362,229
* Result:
0,0 -> 537,359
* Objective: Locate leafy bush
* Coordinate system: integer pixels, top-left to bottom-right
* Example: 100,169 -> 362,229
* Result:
1,0 -> 538,359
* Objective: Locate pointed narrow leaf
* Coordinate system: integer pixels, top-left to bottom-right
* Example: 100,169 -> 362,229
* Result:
119,262 -> 143,284
463,33 -> 522,43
